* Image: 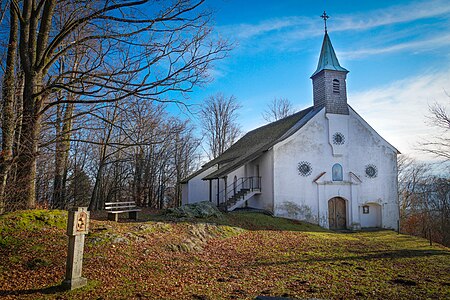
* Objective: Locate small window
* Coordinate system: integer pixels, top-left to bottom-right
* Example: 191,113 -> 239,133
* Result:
365,165 -> 378,178
363,205 -> 370,214
298,161 -> 312,177
332,132 -> 345,145
332,163 -> 343,181
333,79 -> 340,94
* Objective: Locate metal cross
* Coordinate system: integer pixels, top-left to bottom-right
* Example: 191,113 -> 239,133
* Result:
320,11 -> 329,32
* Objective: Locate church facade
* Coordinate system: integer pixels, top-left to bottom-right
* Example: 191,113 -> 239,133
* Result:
181,31 -> 399,231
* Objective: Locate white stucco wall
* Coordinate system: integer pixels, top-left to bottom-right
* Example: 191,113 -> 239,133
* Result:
181,183 -> 189,205
272,107 -> 399,230
182,166 -> 217,204
348,108 -> 399,229
360,203 -> 382,228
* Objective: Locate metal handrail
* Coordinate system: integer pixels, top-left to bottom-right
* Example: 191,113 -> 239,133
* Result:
217,176 -> 261,204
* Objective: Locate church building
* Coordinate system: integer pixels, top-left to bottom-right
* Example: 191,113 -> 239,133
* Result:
181,22 -> 399,230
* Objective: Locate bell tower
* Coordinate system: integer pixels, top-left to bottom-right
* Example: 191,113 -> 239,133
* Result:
311,12 -> 349,115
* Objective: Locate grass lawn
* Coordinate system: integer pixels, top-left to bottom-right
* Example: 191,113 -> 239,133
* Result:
0,209 -> 449,299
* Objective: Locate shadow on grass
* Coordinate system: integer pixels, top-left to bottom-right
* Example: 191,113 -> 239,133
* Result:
0,284 -> 64,297
251,249 -> 450,268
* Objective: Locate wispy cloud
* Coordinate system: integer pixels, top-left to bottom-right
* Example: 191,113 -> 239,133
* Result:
341,33 -> 450,58
333,0 -> 450,31
228,17 -> 313,39
350,69 -> 450,160
222,0 -> 450,38
219,0 -> 450,55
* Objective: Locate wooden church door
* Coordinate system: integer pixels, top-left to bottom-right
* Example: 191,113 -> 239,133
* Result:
328,197 -> 347,229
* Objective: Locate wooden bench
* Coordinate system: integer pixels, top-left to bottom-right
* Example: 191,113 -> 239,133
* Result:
105,201 -> 141,222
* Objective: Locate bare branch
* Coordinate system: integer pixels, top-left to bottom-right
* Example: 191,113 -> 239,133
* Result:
262,97 -> 295,122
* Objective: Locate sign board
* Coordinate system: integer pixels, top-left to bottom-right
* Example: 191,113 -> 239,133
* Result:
67,207 -> 89,236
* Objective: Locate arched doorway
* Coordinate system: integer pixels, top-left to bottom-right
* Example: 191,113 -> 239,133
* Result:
328,197 -> 347,229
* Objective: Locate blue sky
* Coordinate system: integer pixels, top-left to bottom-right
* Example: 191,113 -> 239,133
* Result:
176,0 -> 450,161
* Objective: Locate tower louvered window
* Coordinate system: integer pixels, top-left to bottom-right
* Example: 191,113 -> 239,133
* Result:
333,79 -> 340,94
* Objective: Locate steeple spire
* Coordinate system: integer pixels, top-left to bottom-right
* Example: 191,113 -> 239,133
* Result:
311,11 -> 348,78
311,31 -> 348,78
310,12 -> 349,115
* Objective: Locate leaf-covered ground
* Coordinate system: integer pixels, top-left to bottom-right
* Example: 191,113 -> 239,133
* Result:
0,209 -> 449,299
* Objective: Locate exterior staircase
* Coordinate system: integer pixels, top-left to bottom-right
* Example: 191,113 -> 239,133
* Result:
218,177 -> 261,212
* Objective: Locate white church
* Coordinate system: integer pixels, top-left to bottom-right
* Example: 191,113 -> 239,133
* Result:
181,26 -> 399,231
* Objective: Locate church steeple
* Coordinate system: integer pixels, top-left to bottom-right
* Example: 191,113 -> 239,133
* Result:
311,32 -> 348,77
311,12 -> 349,115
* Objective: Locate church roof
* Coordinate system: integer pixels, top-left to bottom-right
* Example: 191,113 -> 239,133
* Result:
311,31 -> 348,77
198,106 -> 320,180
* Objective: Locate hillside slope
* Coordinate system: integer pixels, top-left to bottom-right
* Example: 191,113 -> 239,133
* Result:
0,210 -> 449,299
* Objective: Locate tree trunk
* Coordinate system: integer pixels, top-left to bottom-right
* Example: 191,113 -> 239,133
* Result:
89,103 -> 118,211
133,150 -> 144,206
89,161 -> 105,211
15,73 -> 42,210
52,100 -> 74,209
0,7 -> 18,213
52,100 -> 63,208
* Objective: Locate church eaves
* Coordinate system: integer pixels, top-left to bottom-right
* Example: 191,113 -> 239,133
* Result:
311,31 -> 348,78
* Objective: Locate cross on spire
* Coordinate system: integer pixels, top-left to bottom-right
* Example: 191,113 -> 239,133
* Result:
320,11 -> 329,32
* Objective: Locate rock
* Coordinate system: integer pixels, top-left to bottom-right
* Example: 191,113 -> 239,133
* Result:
136,222 -> 172,233
111,236 -> 130,244
165,201 -> 222,219
88,236 -> 104,244
124,232 -> 145,243
167,238 -> 203,252
188,223 -> 210,241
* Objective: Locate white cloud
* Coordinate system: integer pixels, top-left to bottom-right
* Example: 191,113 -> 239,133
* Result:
333,0 -> 450,32
219,0 -> 450,55
228,17 -> 312,39
350,70 -> 450,160
341,33 -> 450,59
221,0 -> 450,40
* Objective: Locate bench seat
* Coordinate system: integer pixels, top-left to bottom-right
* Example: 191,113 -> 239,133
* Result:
105,202 -> 141,222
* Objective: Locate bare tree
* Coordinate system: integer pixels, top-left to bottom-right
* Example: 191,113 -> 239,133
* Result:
262,97 -> 295,122
0,0 -> 229,211
200,93 -> 241,159
398,154 -> 450,246
419,98 -> 450,162
0,4 -> 18,213
398,155 -> 431,216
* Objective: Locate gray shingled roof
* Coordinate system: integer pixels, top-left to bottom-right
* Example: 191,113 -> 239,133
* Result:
181,105 -> 320,183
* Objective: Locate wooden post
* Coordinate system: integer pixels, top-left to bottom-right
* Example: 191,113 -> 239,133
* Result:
209,180 -> 212,202
224,176 -> 227,204
216,178 -> 220,206
62,207 -> 89,290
